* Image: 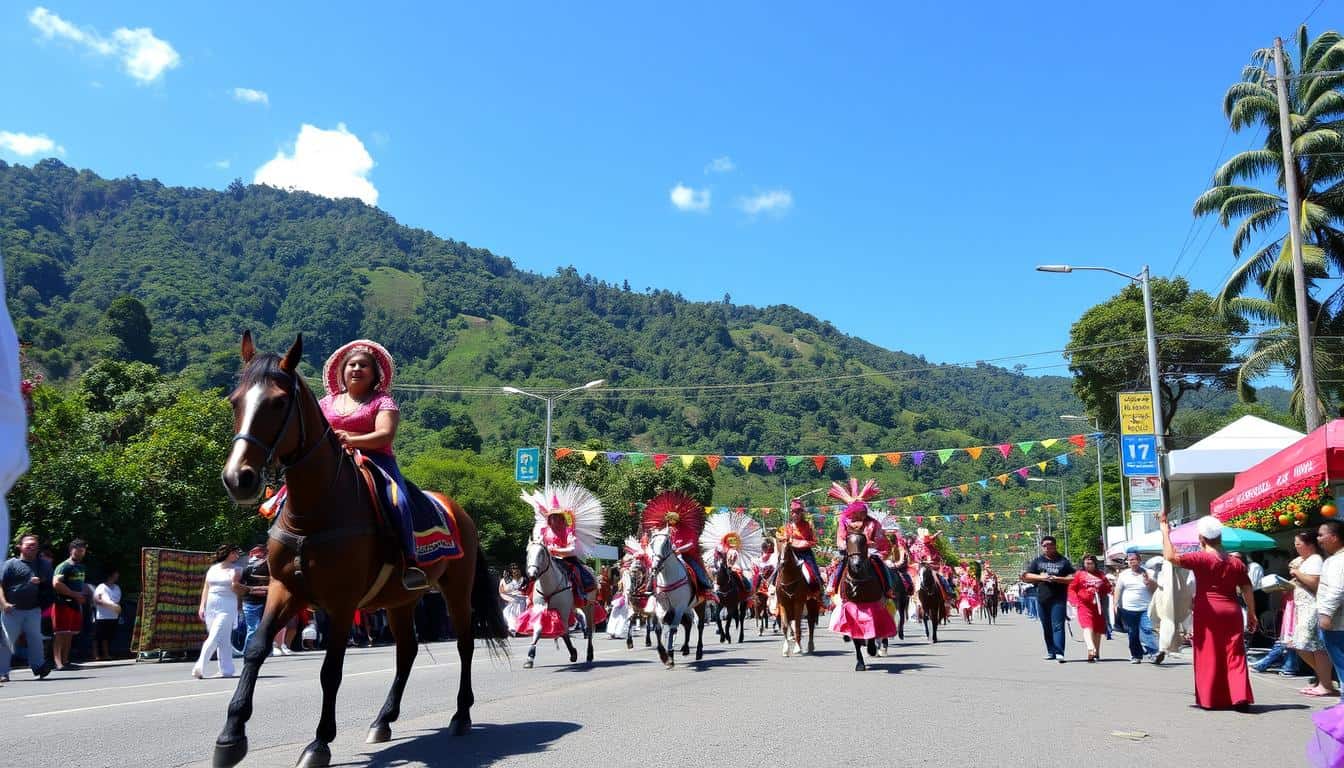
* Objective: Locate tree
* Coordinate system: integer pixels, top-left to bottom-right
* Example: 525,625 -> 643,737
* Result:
1066,277 -> 1246,439
1193,25 -> 1344,415
103,296 -> 157,365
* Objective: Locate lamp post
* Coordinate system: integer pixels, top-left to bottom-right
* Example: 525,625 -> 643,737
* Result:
1037,263 -> 1168,529
501,379 -> 606,489
1062,414 -> 1107,558
1027,477 -> 1068,557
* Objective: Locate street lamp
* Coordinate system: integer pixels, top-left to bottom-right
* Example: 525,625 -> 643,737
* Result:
502,379 -> 606,489
1061,414 -> 1108,558
1037,263 -> 1168,531
1027,477 -> 1068,557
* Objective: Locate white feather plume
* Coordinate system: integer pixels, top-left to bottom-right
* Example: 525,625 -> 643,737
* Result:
699,511 -> 765,569
520,483 -> 605,559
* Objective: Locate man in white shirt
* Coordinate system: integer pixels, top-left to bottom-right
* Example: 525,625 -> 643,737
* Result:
1316,520 -> 1344,702
1113,552 -> 1159,664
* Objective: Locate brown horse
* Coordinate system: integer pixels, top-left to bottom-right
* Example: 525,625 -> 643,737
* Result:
215,333 -> 508,768
774,541 -> 819,656
917,565 -> 945,644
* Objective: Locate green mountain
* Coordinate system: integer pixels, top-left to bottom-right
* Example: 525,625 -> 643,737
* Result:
4,159 -> 1083,453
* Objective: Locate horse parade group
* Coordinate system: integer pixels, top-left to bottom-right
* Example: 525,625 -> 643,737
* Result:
209,333 -> 1007,768
515,477 -> 1005,673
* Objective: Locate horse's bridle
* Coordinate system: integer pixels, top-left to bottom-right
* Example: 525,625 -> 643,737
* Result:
528,542 -> 572,602
231,370 -> 332,483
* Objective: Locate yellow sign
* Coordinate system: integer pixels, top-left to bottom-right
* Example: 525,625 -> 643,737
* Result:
1118,392 -> 1155,435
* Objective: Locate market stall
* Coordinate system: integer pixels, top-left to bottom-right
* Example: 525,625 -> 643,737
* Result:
1210,420 -> 1344,532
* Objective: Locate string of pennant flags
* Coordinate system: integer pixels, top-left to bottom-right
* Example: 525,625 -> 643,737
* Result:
554,432 -> 1101,474
632,501 -> 1059,525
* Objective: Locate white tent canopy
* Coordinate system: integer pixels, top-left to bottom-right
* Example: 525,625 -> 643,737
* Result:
1167,415 -> 1304,481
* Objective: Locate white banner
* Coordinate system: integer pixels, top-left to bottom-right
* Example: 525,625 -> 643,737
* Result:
1129,477 -> 1162,513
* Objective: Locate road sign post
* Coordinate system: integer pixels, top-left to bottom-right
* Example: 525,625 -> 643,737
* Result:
515,447 -> 540,484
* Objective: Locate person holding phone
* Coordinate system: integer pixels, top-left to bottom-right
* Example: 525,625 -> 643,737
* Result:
1021,536 -> 1075,663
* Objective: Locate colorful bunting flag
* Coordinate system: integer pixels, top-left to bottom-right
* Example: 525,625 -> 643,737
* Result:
764,456 -> 778,472
966,446 -> 984,460
812,456 -> 827,472
705,455 -> 721,471
555,448 -> 573,460
861,453 -> 879,469
912,451 -> 926,466
738,456 -> 754,472
653,453 -> 669,469
1017,441 -> 1036,455
936,448 -> 955,464
582,450 -> 599,465
680,455 -> 696,468
836,455 -> 852,469
997,444 -> 1013,459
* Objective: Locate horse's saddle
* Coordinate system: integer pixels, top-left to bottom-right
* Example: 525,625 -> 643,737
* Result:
354,453 -> 463,565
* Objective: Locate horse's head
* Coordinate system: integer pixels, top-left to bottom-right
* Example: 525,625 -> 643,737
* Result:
221,331 -> 310,504
647,530 -> 673,575
524,538 -> 548,580
845,532 -> 869,572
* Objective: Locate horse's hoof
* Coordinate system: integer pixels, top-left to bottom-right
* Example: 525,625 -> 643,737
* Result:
877,647 -> 887,657
449,714 -> 471,736
626,640 -> 633,650
366,724 -> 392,744
696,650 -> 703,661
568,649 -> 578,663
522,659 -> 534,669
295,741 -> 331,768
212,738 -> 249,768
855,662 -> 866,672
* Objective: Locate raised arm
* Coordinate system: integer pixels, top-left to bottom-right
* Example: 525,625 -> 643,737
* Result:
1159,510 -> 1178,564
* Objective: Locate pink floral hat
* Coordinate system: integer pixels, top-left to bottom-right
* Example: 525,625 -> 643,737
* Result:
322,339 -> 395,396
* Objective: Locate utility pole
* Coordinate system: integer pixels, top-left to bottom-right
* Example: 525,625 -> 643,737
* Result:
1274,36 -> 1322,430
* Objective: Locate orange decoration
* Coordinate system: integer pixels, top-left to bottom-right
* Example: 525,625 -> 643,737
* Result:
1278,514 -> 1292,526
1324,503 -> 1339,518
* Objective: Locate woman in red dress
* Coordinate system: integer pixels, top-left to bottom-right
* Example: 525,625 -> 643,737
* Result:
1160,511 -> 1256,711
1067,554 -> 1112,662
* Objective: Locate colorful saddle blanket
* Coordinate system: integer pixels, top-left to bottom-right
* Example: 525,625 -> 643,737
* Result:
356,454 -> 464,565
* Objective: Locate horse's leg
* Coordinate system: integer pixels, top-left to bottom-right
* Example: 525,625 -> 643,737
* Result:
853,638 -> 866,672
665,614 -> 678,668
736,602 -> 745,644
645,609 -> 654,647
714,600 -> 727,643
444,571 -> 481,737
295,607 -> 354,768
867,637 -> 878,657
626,603 -> 635,650
680,607 -> 691,656
561,630 -> 578,664
367,604 -> 417,744
654,610 -> 670,666
525,618 -> 542,669
694,606 -> 706,661
584,605 -> 594,664
779,603 -> 791,657
213,587 -> 301,768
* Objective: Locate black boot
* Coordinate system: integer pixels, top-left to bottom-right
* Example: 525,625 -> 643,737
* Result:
402,566 -> 429,591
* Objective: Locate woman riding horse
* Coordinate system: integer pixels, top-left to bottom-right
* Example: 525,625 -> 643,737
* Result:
318,339 -> 425,591
643,494 -> 712,603
824,480 -> 892,599
779,500 -> 821,588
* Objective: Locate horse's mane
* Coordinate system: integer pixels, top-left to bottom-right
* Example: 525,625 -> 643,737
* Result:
238,352 -> 290,391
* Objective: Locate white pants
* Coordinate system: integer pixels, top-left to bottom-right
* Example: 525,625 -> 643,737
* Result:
195,609 -> 237,676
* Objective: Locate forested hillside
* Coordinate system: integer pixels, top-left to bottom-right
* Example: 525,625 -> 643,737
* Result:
4,158 -> 1082,460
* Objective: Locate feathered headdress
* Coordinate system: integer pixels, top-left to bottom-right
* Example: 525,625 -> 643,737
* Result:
521,483 -> 604,559
829,478 -> 881,520
641,491 -> 705,539
623,535 -> 651,568
700,511 -> 764,568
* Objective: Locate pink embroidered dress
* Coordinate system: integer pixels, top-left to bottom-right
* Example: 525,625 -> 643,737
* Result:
318,393 -> 416,562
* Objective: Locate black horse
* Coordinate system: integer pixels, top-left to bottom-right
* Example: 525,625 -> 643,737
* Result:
712,551 -> 750,644
880,567 -> 911,655
842,534 -> 887,671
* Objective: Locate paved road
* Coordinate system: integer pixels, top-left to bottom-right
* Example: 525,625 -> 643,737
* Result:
0,611 -> 1326,767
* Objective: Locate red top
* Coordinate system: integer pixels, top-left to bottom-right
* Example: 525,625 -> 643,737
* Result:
781,521 -> 817,549
1067,570 -> 1111,606
541,525 -> 576,558
319,393 -> 399,456
1176,550 -> 1251,601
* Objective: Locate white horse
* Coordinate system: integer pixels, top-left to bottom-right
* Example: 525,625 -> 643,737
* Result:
647,529 -> 706,668
522,539 -> 595,669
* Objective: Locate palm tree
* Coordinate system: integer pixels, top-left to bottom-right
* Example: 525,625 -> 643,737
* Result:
1193,25 -> 1344,414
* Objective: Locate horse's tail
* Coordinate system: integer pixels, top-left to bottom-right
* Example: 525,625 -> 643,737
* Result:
470,546 -> 510,658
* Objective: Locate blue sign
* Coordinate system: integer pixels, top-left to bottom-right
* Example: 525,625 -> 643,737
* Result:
515,447 -> 540,484
1121,434 -> 1159,477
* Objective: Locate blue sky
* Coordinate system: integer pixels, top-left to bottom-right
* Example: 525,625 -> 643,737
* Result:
0,2 -> 1330,377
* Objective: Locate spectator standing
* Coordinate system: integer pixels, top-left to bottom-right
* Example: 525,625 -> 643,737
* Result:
52,539 -> 88,671
1160,513 -> 1255,711
92,567 -> 122,661
1114,552 -> 1158,663
193,545 -> 242,679
0,534 -> 52,682
239,546 -> 269,653
1287,530 -> 1337,698
1315,519 -> 1344,702
1021,536 -> 1075,663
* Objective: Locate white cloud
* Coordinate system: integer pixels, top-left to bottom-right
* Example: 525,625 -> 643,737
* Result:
254,123 -> 379,206
738,189 -> 793,216
232,87 -> 269,106
704,156 -> 735,174
212,159 -> 231,169
28,7 -> 180,84
0,131 -> 64,157
669,183 -> 710,212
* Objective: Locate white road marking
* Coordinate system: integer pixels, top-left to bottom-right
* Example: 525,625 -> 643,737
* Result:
20,662 -> 448,718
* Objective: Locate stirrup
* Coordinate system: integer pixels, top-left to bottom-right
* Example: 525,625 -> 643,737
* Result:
402,567 -> 430,591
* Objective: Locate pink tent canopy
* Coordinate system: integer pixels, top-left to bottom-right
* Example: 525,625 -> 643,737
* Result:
1211,420 -> 1344,522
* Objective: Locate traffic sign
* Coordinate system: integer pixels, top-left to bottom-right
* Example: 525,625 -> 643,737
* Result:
515,447 -> 540,484
1118,392 -> 1155,435
1121,434 -> 1159,477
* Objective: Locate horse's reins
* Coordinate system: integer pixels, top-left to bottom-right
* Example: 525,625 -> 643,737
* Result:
231,368 -> 337,488
530,548 -> 573,602
648,536 -> 689,595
